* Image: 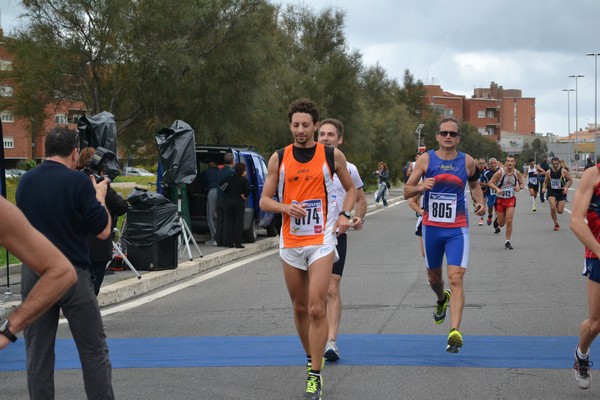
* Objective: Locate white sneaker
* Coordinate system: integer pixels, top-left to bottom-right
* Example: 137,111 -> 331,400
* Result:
573,349 -> 592,389
204,240 -> 217,246
478,218 -> 484,226
324,339 -> 340,362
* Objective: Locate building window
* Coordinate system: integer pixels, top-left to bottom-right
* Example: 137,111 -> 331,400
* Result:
477,110 -> 485,118
55,114 -> 67,124
0,60 -> 13,71
486,109 -> 495,118
0,86 -> 13,97
3,137 -> 14,149
1,111 -> 14,122
69,111 -> 84,124
485,126 -> 495,135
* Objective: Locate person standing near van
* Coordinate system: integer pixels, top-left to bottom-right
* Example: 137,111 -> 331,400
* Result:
216,153 -> 235,246
260,98 -> 356,400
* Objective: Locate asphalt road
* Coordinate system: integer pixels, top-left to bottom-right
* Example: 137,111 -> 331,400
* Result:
0,185 -> 594,399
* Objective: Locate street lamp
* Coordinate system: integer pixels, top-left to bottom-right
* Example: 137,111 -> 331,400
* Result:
415,123 -> 425,152
569,74 -> 584,171
563,89 -> 575,166
587,53 -> 600,159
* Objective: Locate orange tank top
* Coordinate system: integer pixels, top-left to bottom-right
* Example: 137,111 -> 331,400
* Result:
277,143 -> 337,248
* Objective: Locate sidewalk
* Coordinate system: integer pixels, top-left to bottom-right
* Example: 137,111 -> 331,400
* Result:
0,187 -> 405,317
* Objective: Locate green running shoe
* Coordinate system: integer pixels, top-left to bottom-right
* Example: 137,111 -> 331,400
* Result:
446,328 -> 463,353
433,289 -> 451,324
303,373 -> 322,400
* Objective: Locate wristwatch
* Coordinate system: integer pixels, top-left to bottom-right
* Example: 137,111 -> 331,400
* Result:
0,319 -> 17,343
339,211 -> 352,219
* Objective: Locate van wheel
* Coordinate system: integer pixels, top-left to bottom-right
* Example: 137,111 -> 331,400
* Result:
266,221 -> 278,237
244,219 -> 258,243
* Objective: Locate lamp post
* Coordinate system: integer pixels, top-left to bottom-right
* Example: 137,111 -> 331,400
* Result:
415,123 -> 425,152
563,88 -> 575,167
587,53 -> 600,160
569,74 -> 584,172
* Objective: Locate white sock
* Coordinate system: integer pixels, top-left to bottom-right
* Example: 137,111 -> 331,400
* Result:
577,346 -> 590,359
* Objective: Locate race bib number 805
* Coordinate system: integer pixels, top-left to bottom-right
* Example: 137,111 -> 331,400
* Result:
428,192 -> 457,223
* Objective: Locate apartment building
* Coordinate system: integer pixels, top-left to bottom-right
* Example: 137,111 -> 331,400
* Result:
424,81 -> 536,142
0,28 -> 86,168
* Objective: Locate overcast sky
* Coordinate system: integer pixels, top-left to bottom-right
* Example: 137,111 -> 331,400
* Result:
2,0 -> 599,136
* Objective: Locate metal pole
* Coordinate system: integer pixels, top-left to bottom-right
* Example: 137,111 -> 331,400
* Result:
569,75 -> 584,173
563,88 -> 574,167
587,53 -> 599,134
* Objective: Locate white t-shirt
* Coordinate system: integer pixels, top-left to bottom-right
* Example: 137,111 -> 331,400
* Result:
332,161 -> 364,217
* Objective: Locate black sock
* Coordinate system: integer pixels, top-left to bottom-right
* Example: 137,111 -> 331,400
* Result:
493,219 -> 498,229
309,369 -> 321,376
437,299 -> 445,306
307,355 -> 312,364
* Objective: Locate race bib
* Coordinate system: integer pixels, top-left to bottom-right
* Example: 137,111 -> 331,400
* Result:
529,177 -> 538,185
501,188 -> 514,198
428,192 -> 457,223
290,199 -> 324,236
550,178 -> 561,190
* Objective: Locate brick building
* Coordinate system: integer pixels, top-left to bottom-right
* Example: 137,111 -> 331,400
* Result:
424,81 -> 536,143
0,28 -> 86,168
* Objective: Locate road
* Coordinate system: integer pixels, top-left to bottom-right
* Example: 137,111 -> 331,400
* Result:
0,186 -> 592,399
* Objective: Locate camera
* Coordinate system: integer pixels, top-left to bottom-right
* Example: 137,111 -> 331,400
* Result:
82,147 -> 120,183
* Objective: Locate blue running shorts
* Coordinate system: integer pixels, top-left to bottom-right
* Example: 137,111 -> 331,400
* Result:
422,225 -> 469,269
583,258 -> 600,283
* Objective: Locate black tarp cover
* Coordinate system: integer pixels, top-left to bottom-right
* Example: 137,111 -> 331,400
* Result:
155,120 -> 197,186
77,111 -> 118,154
122,188 -> 182,246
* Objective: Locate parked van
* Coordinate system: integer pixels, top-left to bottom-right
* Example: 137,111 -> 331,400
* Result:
187,145 -> 278,243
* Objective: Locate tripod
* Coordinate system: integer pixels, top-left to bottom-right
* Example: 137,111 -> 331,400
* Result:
175,185 -> 202,260
111,217 -> 141,279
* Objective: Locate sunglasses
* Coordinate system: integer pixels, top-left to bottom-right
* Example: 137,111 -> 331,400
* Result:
438,131 -> 460,137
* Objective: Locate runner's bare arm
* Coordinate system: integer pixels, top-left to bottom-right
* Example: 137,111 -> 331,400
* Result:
259,152 -> 307,218
404,152 -> 434,199
570,167 -> 600,258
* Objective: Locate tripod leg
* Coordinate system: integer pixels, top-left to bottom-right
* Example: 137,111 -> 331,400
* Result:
112,242 -> 142,279
183,218 -> 203,258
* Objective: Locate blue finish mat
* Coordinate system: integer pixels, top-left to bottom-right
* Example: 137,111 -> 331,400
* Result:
0,334 -> 577,371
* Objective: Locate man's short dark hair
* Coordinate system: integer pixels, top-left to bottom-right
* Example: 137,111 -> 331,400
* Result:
438,117 -> 461,133
287,98 -> 319,123
506,153 -> 516,160
45,127 -> 79,158
320,118 -> 344,137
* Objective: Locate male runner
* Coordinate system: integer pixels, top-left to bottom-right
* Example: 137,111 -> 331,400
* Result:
488,154 -> 524,250
525,159 -> 545,212
479,157 -> 498,227
404,117 -> 486,353
570,161 -> 600,389
260,99 -> 357,400
317,118 -> 367,362
542,157 -> 573,231
477,158 -> 488,225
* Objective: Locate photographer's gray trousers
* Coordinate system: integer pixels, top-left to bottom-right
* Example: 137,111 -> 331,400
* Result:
21,265 -> 114,400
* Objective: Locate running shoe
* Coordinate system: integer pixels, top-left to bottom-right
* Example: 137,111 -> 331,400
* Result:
303,373 -> 323,400
324,339 -> 340,362
573,349 -> 592,389
505,241 -> 514,250
446,328 -> 463,353
487,216 -> 492,226
433,289 -> 451,324
493,219 -> 501,234
478,218 -> 484,226
532,205 -> 537,212
554,223 -> 560,231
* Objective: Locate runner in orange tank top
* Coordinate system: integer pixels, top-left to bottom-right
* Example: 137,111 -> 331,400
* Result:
260,99 -> 356,400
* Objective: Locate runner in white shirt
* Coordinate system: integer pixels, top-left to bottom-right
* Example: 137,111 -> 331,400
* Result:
317,118 -> 367,362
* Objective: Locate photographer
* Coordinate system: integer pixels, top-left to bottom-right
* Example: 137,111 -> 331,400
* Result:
16,127 -> 114,399
77,147 -> 128,295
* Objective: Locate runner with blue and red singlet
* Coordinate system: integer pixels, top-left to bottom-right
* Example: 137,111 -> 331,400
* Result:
404,117 -> 486,353
569,162 -> 600,389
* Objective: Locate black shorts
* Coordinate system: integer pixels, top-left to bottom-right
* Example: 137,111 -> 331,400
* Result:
332,233 -> 348,276
528,183 -> 539,190
548,190 -> 566,202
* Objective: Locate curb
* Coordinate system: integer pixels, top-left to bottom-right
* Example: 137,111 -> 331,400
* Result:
1,193 -> 405,317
